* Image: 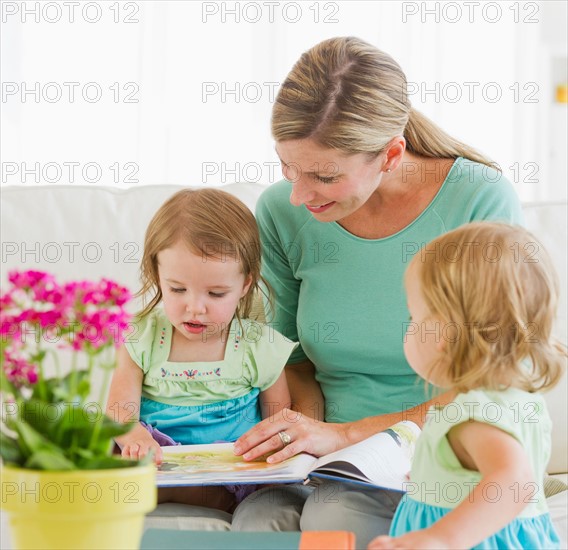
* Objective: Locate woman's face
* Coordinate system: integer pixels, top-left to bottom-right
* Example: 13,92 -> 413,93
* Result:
275,139 -> 386,223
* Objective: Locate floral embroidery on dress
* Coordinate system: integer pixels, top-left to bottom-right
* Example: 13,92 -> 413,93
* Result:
160,367 -> 222,379
157,320 -> 243,379
234,323 -> 241,352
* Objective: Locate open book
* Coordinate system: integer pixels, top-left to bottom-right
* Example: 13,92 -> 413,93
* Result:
156,420 -> 420,492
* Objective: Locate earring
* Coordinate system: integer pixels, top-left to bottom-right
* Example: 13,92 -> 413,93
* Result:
386,169 -> 391,173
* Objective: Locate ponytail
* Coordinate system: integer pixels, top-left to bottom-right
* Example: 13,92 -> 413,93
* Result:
272,37 -> 499,170
404,108 -> 498,170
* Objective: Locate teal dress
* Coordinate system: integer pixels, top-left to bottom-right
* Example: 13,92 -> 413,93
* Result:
389,389 -> 560,549
125,309 -> 297,444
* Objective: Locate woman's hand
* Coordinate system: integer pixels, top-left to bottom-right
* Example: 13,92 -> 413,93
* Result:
233,407 -> 348,463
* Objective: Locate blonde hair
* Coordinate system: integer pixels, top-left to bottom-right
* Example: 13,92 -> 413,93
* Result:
138,188 -> 267,322
408,222 -> 566,393
272,36 -> 497,168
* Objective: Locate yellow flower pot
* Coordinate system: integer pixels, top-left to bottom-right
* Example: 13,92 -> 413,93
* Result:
1,465 -> 157,550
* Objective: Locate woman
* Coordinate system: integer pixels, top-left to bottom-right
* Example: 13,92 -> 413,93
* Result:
231,36 -> 522,546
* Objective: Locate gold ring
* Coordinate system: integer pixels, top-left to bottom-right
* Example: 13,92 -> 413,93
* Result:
278,431 -> 292,446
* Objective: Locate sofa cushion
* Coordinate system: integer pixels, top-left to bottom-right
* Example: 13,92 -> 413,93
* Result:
548,490 -> 568,548
522,202 -> 568,475
0,184 -> 265,300
144,503 -> 231,531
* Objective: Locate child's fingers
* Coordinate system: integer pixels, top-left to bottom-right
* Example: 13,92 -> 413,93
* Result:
151,444 -> 163,465
137,441 -> 164,466
137,442 -> 160,461
121,443 -> 141,460
121,440 -> 159,462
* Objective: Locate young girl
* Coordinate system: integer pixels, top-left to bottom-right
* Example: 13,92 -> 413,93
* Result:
369,222 -> 565,549
106,188 -> 296,510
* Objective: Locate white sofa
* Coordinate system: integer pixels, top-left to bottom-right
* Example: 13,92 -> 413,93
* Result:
1,184 -> 566,547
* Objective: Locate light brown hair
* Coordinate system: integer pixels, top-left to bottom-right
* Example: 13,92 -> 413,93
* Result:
272,36 -> 497,168
408,222 -> 566,393
139,188 -> 267,322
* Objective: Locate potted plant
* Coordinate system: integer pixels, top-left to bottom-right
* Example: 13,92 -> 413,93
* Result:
0,270 -> 157,550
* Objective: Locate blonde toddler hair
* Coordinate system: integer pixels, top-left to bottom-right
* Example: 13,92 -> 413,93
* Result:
138,188 -> 266,321
408,222 -> 566,393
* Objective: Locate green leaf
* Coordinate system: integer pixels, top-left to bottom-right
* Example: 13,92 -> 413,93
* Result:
75,448 -> 95,459
60,408 -> 132,451
18,400 -> 74,447
0,346 -> 17,397
3,392 -> 138,471
13,419 -> 47,456
14,420 -> 76,469
25,450 -> 75,470
31,370 -> 92,404
30,350 -> 47,364
0,374 -> 16,398
77,456 -> 143,470
96,416 -> 135,440
75,378 -> 91,399
0,430 -> 25,466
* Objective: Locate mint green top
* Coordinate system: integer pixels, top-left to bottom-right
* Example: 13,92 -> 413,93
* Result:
409,388 -> 552,517
256,158 -> 523,422
125,309 -> 298,407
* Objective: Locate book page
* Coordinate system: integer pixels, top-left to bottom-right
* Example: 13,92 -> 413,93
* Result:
309,420 -> 420,492
156,442 -> 317,487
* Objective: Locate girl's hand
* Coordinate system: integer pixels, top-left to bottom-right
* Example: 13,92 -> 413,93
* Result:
368,530 -> 451,550
117,424 -> 164,465
107,346 -> 163,462
233,407 -> 347,463
121,437 -> 163,465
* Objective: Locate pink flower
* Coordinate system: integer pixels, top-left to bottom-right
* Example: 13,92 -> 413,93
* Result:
15,308 -> 63,328
3,348 -> 39,388
8,270 -> 57,293
1,321 -> 20,339
1,270 -> 133,383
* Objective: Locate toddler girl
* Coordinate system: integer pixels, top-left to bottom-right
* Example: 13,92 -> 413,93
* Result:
106,188 -> 296,510
369,222 -> 564,549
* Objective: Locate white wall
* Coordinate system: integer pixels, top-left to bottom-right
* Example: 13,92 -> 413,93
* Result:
1,1 -> 567,201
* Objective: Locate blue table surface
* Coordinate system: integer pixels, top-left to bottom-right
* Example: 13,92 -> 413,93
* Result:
141,529 -> 303,550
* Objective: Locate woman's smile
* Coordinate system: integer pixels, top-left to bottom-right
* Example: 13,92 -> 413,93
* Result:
305,201 -> 336,213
